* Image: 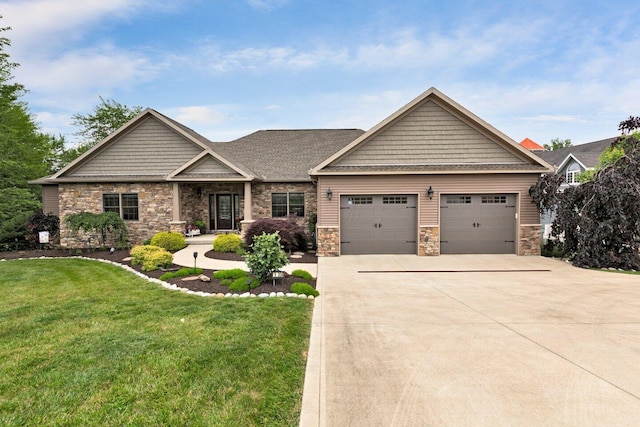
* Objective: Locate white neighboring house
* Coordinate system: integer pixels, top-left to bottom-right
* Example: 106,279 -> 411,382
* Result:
535,137 -> 616,240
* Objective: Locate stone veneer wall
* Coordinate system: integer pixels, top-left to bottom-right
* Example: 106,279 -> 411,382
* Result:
58,183 -> 174,248
518,224 -> 542,256
251,182 -> 317,230
316,227 -> 339,256
418,226 -> 440,256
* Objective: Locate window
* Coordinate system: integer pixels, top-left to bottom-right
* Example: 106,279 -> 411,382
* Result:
103,193 -> 139,220
481,195 -> 507,204
383,196 -> 407,204
271,192 -> 305,217
566,162 -> 581,185
446,196 -> 471,204
348,196 -> 373,205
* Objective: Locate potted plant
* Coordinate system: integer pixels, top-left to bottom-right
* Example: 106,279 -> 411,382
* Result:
192,219 -> 206,234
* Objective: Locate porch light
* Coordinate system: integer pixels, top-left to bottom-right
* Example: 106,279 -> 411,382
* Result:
427,186 -> 434,200
326,188 -> 333,200
196,187 -> 203,198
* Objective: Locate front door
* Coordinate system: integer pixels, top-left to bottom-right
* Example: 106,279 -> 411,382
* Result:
216,194 -> 234,230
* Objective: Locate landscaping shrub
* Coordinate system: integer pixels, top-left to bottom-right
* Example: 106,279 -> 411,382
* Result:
25,212 -> 60,247
244,218 -> 307,252
291,269 -> 313,281
220,279 -> 232,286
291,282 -> 319,297
150,231 -> 187,252
244,232 -> 289,282
130,245 -> 173,271
159,267 -> 203,281
213,233 -> 243,253
64,211 -> 127,248
213,268 -> 248,280
229,276 -> 261,292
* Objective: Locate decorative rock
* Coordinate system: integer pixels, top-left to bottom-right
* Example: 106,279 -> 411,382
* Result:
298,294 -> 307,299
270,292 -> 276,297
239,292 -> 251,298
293,251 -> 305,256
308,295 -> 315,300
250,294 -> 257,298
290,254 -> 303,259
198,274 -> 211,282
225,293 -> 232,297
122,257 -> 132,262
286,293 -> 297,298
276,292 -> 285,297
215,293 -> 225,298
181,276 -> 200,281
258,293 -> 269,298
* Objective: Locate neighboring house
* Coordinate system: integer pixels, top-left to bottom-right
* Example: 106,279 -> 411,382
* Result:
32,87 -> 553,256
519,137 -> 546,152
535,137 -> 616,240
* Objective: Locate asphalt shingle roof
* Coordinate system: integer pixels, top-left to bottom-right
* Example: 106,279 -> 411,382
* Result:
537,137 -> 616,168
210,129 -> 365,181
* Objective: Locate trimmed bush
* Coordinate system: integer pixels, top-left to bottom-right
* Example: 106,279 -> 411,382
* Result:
291,269 -> 313,281
220,279 -> 232,286
213,268 -> 248,280
213,233 -> 243,253
229,276 -> 260,292
150,231 -> 186,252
159,267 -> 203,281
244,218 -> 307,252
244,232 -> 289,282
291,282 -> 319,297
130,245 -> 173,271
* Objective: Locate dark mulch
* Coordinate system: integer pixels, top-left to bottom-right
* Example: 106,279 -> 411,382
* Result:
205,249 -> 318,264
0,248 -> 316,295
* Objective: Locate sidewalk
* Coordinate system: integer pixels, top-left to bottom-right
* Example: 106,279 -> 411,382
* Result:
174,236 -> 318,276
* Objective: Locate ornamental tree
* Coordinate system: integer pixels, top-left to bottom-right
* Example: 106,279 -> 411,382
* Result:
530,120 -> 640,270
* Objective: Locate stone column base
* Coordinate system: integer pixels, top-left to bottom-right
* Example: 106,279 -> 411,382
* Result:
170,221 -> 187,235
418,226 -> 440,256
316,227 -> 339,257
519,224 -> 542,256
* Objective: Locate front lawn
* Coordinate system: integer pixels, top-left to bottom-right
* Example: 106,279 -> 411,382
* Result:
0,258 -> 313,426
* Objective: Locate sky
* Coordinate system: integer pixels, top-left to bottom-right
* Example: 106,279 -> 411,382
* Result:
1,0 -> 639,146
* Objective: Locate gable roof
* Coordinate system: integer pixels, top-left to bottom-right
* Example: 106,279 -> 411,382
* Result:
519,137 -> 545,151
537,137 -> 616,168
311,87 -> 553,175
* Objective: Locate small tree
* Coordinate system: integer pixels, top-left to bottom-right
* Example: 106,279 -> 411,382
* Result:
64,212 -> 128,248
544,137 -> 572,151
244,232 -> 289,282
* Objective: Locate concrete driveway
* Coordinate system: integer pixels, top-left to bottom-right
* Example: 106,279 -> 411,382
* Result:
300,255 -> 640,426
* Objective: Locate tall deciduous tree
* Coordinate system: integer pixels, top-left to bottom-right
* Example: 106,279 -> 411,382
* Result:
70,97 -> 142,156
543,137 -> 573,151
530,118 -> 640,270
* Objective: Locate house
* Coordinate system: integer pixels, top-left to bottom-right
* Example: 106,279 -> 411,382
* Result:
537,137 -> 616,186
519,137 -> 546,152
33,87 -> 553,256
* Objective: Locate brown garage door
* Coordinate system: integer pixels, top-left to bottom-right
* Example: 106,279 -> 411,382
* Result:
340,195 -> 417,255
440,194 -> 516,254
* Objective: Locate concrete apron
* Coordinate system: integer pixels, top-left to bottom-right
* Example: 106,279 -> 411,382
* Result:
300,254 -> 640,426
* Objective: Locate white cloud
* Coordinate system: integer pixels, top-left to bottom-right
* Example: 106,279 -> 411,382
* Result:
168,105 -> 227,126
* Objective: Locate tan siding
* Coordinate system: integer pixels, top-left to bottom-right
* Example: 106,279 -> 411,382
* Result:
42,185 -> 59,216
334,101 -> 526,166
68,117 -> 203,177
178,155 -> 242,177
317,174 -> 540,227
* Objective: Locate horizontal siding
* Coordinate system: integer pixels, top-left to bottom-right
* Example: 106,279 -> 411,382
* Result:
42,185 -> 59,216
335,101 -> 526,166
69,117 -> 203,177
317,174 -> 540,227
179,156 -> 241,177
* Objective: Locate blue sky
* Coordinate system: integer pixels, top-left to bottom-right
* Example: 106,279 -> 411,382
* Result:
2,0 -> 639,145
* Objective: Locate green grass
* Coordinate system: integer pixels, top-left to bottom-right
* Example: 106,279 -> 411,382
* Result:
0,258 -> 313,426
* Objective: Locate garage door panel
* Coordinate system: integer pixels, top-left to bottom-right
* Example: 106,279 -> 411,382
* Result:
340,195 -> 417,255
440,194 -> 516,254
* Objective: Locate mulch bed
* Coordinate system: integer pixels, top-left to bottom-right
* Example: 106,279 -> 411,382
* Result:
0,247 -> 317,295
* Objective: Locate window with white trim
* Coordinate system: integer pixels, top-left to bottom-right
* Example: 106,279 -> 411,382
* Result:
566,162 -> 581,185
271,192 -> 305,217
103,193 -> 139,220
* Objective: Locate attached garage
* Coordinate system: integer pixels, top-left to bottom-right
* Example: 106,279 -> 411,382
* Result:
440,194 -> 516,254
340,195 -> 417,254
311,87 -> 554,257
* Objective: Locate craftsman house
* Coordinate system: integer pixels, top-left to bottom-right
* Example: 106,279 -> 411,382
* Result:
34,87 -> 553,256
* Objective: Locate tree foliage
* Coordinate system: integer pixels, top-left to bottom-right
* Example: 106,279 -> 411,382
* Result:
530,124 -> 640,270
544,137 -> 572,151
70,97 -> 142,156
244,232 -> 289,282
